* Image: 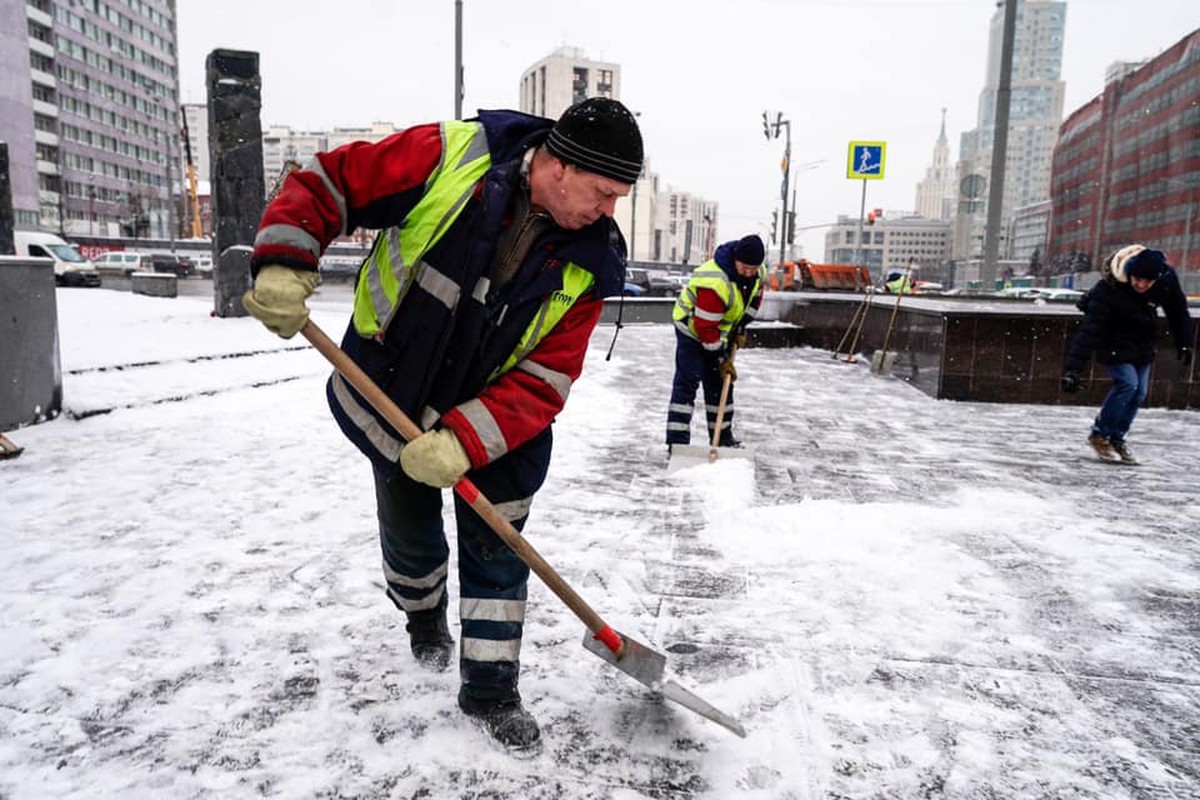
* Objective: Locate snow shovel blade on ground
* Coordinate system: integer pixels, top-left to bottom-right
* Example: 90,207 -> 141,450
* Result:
581,632 -> 747,737
298,321 -> 746,738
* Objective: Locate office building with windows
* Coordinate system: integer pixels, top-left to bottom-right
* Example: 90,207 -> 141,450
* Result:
2,0 -> 180,237
518,46 -> 620,121
824,213 -> 953,281
516,47 -> 716,264
954,0 -> 1066,260
1047,27 -> 1200,279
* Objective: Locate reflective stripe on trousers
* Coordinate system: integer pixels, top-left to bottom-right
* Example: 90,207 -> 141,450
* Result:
372,427 -> 552,702
666,329 -> 733,445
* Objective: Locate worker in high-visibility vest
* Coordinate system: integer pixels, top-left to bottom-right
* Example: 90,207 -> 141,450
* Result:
667,235 -> 766,450
883,270 -> 914,294
243,98 -> 644,751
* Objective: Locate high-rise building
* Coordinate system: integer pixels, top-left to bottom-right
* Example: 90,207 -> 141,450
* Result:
954,0 -> 1066,260
914,109 -> 956,221
181,103 -> 209,183
518,46 -> 620,121
1,0 -> 180,238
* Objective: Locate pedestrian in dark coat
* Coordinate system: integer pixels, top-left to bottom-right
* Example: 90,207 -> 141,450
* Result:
1061,245 -> 1194,463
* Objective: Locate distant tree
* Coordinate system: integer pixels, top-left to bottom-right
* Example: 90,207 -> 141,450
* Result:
1029,246 -> 1043,278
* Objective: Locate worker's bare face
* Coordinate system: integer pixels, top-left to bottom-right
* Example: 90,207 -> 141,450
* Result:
546,162 -> 631,230
735,261 -> 760,278
1130,276 -> 1156,293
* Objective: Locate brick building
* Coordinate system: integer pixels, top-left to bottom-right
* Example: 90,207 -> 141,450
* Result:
1048,28 -> 1200,281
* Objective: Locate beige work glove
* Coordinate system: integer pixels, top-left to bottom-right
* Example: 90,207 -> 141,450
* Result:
400,428 -> 472,488
719,357 -> 737,382
242,265 -> 319,338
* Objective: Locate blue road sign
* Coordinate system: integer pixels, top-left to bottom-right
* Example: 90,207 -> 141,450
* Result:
847,141 -> 886,180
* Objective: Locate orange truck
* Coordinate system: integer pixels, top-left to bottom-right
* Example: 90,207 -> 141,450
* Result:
768,259 -> 873,291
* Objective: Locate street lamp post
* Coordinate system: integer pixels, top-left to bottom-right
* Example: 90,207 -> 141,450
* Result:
628,111 -> 643,262
761,111 -> 791,268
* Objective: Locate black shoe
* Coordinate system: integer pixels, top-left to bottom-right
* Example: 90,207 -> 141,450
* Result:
717,436 -> 742,448
406,607 -> 454,672
458,689 -> 541,750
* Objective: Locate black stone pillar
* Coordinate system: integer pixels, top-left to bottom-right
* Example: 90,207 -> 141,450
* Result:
0,143 -> 14,256
206,49 -> 264,318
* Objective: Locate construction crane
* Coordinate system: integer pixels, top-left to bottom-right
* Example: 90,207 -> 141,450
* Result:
180,115 -> 202,239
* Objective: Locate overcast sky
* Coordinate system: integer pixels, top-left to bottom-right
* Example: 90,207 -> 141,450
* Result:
175,0 -> 1200,258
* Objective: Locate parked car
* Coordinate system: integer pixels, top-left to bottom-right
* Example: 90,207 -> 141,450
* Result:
192,255 -> 213,276
646,273 -> 680,297
625,267 -> 652,295
149,253 -> 194,278
94,251 -> 153,276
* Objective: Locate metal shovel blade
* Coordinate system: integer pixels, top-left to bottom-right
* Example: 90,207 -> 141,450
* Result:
581,628 -> 666,688
581,630 -> 747,738
667,444 -> 755,473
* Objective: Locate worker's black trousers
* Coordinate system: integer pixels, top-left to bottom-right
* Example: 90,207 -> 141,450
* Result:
665,330 -> 734,446
373,427 -> 552,703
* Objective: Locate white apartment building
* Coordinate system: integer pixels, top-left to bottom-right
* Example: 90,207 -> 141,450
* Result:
824,213 -> 953,280
518,46 -> 620,120
1009,199 -> 1052,263
327,122 -> 402,150
181,103 -> 209,183
914,110 -> 956,221
516,46 -> 715,265
261,125 -> 325,193
955,0 -> 1066,260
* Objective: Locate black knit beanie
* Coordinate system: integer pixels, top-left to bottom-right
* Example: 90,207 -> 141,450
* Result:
733,234 -> 765,267
545,98 -> 643,185
1124,248 -> 1167,280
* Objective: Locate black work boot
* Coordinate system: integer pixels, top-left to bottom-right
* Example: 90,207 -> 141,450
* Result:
458,688 -> 541,751
405,604 -> 454,672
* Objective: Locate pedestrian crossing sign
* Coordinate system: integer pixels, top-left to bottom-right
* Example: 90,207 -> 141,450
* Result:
847,141 -> 886,180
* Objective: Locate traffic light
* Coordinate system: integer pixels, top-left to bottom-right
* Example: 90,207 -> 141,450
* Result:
866,210 -> 876,226
770,210 -> 778,243
786,211 -> 796,244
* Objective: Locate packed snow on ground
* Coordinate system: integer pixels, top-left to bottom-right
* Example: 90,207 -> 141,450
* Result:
3,287 -> 1199,798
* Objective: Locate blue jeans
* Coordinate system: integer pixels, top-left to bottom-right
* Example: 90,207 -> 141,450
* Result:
1092,363 -> 1150,443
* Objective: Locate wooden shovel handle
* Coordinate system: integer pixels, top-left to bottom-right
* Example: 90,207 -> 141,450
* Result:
708,342 -> 738,459
300,320 -> 624,656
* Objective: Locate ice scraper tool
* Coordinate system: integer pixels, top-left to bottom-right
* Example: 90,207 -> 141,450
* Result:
299,321 -> 746,738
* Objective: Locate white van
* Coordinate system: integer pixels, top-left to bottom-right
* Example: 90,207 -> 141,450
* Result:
13,231 -> 101,287
94,251 -> 153,276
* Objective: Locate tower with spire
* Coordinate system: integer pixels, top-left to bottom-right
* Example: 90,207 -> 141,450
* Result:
914,109 -> 955,220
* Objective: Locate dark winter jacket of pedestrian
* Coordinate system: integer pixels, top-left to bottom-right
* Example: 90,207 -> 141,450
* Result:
1065,268 -> 1192,373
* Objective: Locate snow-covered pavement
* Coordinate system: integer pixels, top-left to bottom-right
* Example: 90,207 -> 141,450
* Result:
3,285 -> 1199,798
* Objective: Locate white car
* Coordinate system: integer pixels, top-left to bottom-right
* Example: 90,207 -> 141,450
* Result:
94,251 -> 153,276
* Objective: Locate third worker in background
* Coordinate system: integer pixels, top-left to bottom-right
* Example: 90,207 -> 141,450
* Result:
665,235 -> 767,451
1060,245 -> 1194,464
